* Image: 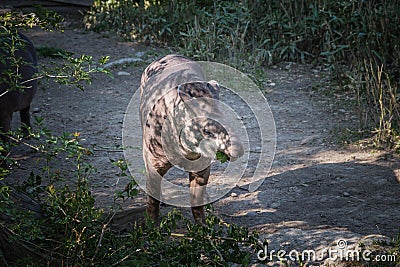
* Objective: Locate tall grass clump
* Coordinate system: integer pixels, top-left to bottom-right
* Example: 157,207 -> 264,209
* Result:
85,0 -> 252,64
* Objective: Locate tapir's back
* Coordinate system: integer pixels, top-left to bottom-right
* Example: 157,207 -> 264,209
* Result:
139,54 -> 205,126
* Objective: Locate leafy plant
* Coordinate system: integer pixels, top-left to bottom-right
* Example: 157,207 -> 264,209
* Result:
1,17 -> 110,99
39,53 -> 110,90
107,207 -> 259,266
1,119 -> 260,265
216,151 -> 229,163
0,6 -> 64,31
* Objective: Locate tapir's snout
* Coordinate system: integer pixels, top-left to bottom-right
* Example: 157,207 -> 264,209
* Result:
225,135 -> 244,162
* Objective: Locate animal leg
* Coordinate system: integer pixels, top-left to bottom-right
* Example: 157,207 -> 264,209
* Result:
0,114 -> 11,166
20,105 -> 31,136
146,195 -> 160,223
146,166 -> 169,223
0,113 -> 11,143
189,166 -> 210,224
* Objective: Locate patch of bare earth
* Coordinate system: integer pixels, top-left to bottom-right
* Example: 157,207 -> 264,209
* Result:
6,26 -> 400,266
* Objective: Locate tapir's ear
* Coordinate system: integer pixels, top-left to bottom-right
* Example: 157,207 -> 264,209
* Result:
207,80 -> 220,99
177,84 -> 191,102
207,80 -> 220,93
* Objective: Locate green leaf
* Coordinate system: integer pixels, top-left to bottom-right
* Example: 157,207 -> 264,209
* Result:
216,151 -> 230,163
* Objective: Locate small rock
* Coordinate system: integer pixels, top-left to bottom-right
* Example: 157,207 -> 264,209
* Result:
270,202 -> 280,208
32,107 -> 41,113
231,192 -> 238,197
246,211 -> 258,217
343,192 -> 351,197
285,63 -> 293,70
135,51 -> 145,58
117,71 -> 131,76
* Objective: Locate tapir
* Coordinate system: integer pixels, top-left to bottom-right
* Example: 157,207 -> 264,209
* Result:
139,54 -> 244,224
0,32 -> 37,141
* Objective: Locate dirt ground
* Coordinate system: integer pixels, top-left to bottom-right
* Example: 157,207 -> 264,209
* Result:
6,21 -> 400,266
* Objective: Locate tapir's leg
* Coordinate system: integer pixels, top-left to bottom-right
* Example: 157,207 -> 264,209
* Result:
189,166 -> 211,224
20,105 -> 31,136
0,113 -> 12,143
147,194 -> 160,223
0,114 -> 11,166
146,165 -> 170,223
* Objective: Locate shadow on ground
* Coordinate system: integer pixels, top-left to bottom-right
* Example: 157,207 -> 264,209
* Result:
219,161 -> 400,238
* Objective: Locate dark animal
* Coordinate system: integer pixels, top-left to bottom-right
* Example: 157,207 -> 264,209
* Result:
0,32 -> 37,141
140,54 -> 244,224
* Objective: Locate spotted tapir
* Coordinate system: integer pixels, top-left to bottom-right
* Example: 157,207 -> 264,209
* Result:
0,32 -> 37,142
140,54 -> 244,224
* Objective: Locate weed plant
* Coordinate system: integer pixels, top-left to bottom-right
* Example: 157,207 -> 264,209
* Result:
1,120 -> 260,266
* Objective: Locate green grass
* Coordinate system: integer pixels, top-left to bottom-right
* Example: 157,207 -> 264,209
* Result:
36,45 -> 70,58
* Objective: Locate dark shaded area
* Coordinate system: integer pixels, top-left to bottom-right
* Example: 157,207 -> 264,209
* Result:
223,162 -> 400,238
